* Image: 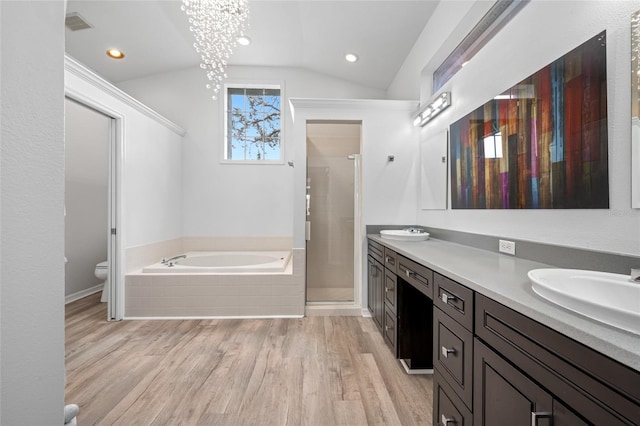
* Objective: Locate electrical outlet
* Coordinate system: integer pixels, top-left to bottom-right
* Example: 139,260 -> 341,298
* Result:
499,239 -> 516,255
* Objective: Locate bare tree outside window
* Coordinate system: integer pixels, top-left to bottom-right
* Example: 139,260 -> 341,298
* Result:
226,87 -> 281,161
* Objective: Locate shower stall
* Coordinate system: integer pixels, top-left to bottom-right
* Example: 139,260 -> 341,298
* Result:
305,121 -> 361,304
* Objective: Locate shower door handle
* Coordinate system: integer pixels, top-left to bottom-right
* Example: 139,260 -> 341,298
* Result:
305,221 -> 311,241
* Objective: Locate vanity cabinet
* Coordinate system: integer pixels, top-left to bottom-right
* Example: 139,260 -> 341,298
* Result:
367,238 -> 434,367
368,235 -> 640,425
475,294 -> 640,425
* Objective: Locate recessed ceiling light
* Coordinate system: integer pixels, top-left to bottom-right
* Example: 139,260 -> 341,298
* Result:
237,35 -> 251,46
106,48 -> 125,59
345,53 -> 359,63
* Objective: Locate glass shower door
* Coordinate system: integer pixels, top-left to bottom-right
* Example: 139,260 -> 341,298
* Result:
306,155 -> 356,303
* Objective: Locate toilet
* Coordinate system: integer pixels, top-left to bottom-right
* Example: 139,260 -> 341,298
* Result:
95,261 -> 108,302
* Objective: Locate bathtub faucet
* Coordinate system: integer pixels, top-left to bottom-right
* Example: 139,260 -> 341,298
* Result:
161,254 -> 187,267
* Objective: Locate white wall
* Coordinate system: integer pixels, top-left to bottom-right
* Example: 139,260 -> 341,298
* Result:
290,99 -> 420,307
117,65 -> 386,238
65,98 -> 110,297
1,1 -> 66,423
394,0 -> 640,256
65,63 -> 184,250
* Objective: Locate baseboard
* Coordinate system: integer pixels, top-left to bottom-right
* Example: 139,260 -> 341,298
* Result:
65,284 -> 103,304
124,315 -> 304,320
305,304 -> 363,316
399,359 -> 434,375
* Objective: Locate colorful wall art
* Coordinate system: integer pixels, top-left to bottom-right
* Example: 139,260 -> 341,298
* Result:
450,31 -> 608,209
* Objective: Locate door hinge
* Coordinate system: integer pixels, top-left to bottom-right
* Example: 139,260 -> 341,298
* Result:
111,228 -> 117,235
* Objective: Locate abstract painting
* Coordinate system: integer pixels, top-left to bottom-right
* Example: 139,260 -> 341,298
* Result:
450,31 -> 608,209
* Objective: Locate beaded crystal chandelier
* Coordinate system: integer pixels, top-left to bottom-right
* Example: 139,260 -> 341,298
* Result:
181,0 -> 249,99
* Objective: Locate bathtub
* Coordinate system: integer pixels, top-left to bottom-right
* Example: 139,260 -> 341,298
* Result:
125,240 -> 304,318
142,251 -> 291,274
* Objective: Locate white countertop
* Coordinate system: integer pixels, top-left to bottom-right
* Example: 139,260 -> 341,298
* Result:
368,234 -> 640,372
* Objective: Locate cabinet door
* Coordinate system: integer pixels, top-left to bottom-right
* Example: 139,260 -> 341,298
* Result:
367,256 -> 375,315
368,258 -> 384,330
474,339 -> 553,426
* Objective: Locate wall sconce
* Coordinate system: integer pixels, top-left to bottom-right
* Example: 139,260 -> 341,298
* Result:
413,92 -> 451,127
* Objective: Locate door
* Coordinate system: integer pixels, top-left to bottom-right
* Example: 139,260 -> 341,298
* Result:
305,121 -> 361,303
474,339 -> 553,426
64,96 -> 120,321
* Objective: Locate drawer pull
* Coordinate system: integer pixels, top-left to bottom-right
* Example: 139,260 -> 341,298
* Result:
441,346 -> 456,358
441,414 -> 456,425
385,325 -> 390,331
405,269 -> 415,278
385,286 -> 390,293
385,256 -> 394,264
441,292 -> 457,304
531,411 -> 552,426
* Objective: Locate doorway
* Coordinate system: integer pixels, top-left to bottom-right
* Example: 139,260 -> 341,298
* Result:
64,96 -> 120,320
305,121 -> 362,304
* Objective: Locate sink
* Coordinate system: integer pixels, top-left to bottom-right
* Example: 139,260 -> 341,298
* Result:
528,268 -> 640,335
380,230 -> 429,242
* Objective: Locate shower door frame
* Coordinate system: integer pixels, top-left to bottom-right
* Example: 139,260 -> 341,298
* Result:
304,120 -> 363,307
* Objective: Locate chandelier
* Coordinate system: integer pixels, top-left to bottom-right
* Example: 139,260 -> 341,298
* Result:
181,0 -> 249,99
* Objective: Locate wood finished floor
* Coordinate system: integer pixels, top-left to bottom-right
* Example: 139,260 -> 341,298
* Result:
65,293 -> 433,425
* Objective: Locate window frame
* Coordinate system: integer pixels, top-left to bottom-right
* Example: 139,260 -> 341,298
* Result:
221,82 -> 285,165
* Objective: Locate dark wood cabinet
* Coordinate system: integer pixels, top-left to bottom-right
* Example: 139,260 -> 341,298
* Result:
367,255 -> 384,330
368,239 -> 434,370
383,246 -> 398,274
434,306 -> 473,409
474,338 -> 553,426
383,304 -> 397,353
475,294 -> 640,425
369,236 -> 640,426
434,370 -> 472,426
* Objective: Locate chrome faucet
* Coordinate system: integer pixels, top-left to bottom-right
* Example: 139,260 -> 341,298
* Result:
161,254 -> 187,267
402,227 -> 425,234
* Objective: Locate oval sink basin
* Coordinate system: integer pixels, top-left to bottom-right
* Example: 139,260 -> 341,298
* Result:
380,230 -> 429,242
528,268 -> 640,335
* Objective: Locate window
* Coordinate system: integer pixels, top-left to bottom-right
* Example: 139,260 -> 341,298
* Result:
224,85 -> 282,162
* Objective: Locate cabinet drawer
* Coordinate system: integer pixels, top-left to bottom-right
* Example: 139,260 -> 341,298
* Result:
383,304 -> 397,355
397,255 -> 433,299
434,273 -> 474,331
434,370 -> 472,426
434,307 -> 473,409
384,269 -> 397,314
367,239 -> 384,264
383,247 -> 398,273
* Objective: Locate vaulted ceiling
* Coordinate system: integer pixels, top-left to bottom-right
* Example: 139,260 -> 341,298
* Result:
65,0 -> 439,91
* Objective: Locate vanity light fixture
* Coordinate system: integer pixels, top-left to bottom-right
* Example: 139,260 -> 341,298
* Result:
106,48 -> 125,59
413,92 -> 451,127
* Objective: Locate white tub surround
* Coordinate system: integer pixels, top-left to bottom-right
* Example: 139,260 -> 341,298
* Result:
124,240 -> 303,318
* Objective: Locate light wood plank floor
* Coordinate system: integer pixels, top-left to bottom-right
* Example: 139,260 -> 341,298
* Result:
66,293 -> 433,425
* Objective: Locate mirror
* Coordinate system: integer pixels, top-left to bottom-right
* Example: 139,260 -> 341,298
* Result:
632,10 -> 640,207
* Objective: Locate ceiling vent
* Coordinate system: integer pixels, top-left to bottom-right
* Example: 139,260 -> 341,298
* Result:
65,13 -> 93,31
